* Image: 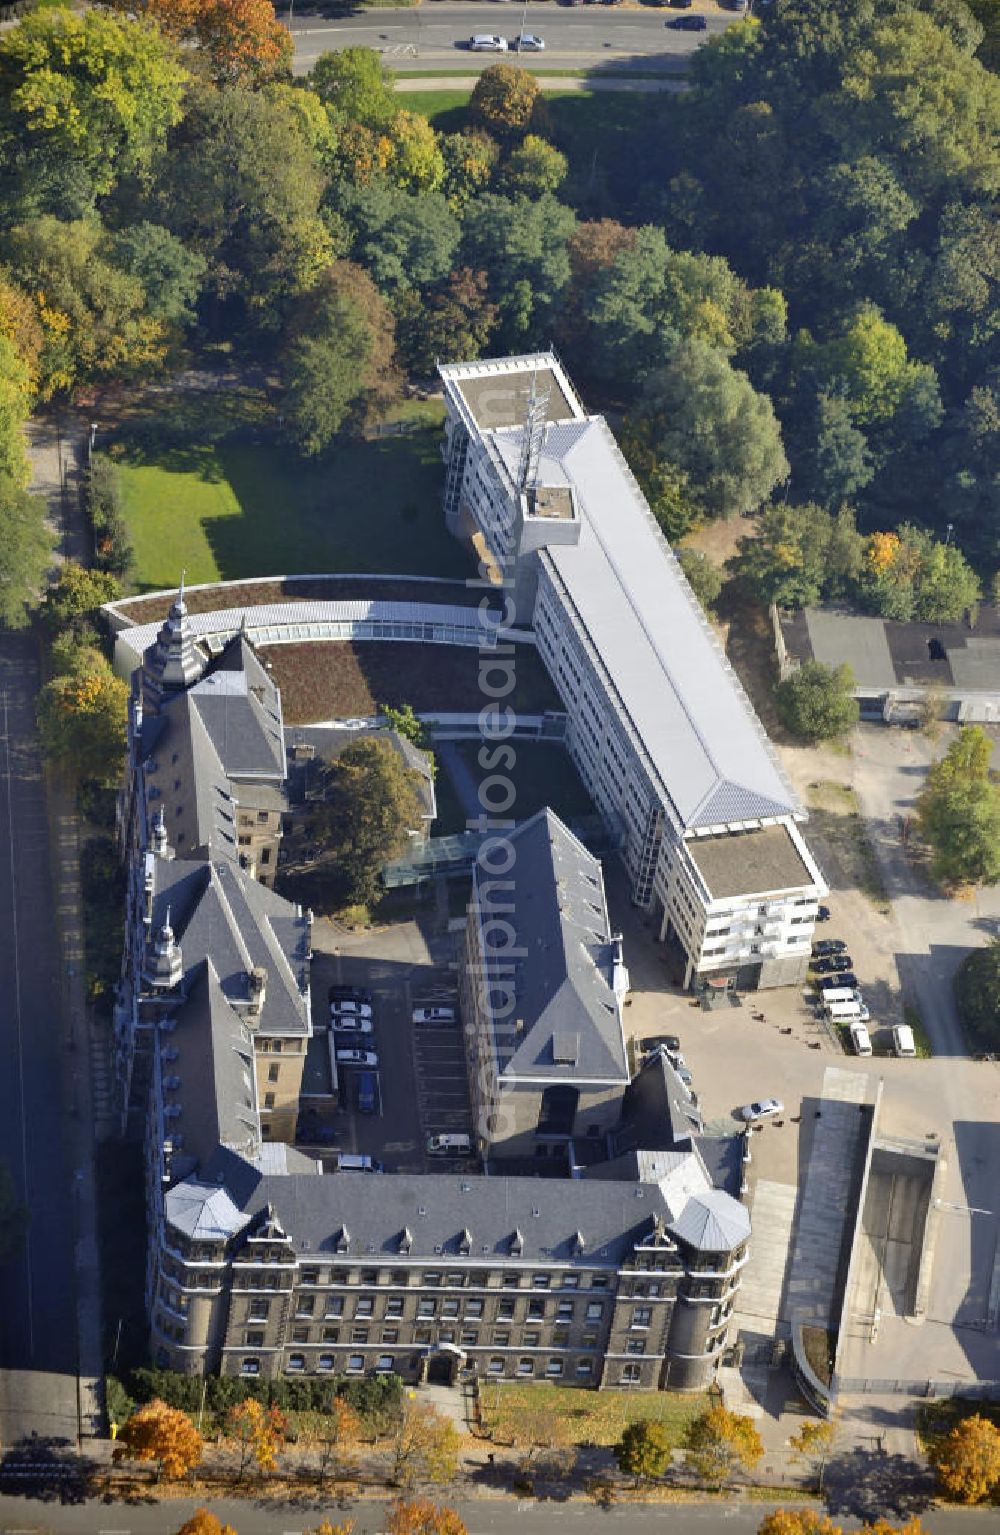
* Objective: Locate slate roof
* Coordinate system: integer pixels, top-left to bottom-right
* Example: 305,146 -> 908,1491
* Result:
473,809 -> 628,1085
207,1162 -> 675,1267
670,1188 -> 750,1252
162,959 -> 260,1175
191,634 -> 285,781
455,359 -> 800,831
148,856 -> 311,1037
164,1179 -> 253,1242
620,1051 -> 704,1151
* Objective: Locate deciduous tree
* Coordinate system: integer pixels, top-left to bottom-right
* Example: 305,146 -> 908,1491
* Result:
469,65 -> 542,143
311,47 -> 397,127
0,333 -> 32,486
42,561 -> 120,636
683,1406 -> 764,1484
758,1512 -> 843,1535
440,132 -> 498,212
117,1399 -> 204,1481
460,193 -> 575,350
729,503 -> 863,610
677,548 -> 724,615
614,1419 -> 671,1484
502,135 -> 568,197
391,1401 -> 461,1488
37,655 -> 129,784
174,1511 -> 239,1535
134,0 -> 292,85
0,477 -> 53,629
635,339 -> 789,520
930,1412 -> 1000,1502
225,1398 -> 287,1479
917,727 -> 1000,887
955,936 -> 1000,1053
338,185 -> 460,295
776,662 -> 860,743
0,11 -> 187,212
280,261 -> 399,455
385,1499 -> 467,1535
395,268 -> 498,376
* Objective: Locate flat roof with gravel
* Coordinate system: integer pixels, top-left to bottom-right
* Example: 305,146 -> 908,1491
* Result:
686,823 -> 813,899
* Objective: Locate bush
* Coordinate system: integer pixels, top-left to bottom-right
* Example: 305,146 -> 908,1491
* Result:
776,661 -> 860,742
105,1374 -> 136,1429
87,455 -> 133,578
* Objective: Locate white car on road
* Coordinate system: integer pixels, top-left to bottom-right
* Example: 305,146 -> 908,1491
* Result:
469,35 -> 507,52
336,1048 -> 379,1068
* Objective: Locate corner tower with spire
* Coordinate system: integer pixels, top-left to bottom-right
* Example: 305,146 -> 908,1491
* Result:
141,574 -> 206,716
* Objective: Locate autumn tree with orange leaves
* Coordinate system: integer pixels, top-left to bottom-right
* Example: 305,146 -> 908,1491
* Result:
127,0 -> 292,84
758,1514 -> 929,1535
225,1398 -> 287,1479
385,1499 -> 468,1535
117,1398 -> 204,1481
930,1412 -> 1000,1503
174,1511 -> 239,1535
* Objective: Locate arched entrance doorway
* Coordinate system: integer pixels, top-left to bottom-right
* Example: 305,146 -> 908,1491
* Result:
418,1342 -> 467,1386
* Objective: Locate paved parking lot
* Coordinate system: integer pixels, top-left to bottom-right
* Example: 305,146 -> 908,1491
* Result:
302,919 -> 473,1173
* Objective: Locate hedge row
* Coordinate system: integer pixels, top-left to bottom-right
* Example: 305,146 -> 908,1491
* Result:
87,455 -> 134,578
116,1366 -> 406,1424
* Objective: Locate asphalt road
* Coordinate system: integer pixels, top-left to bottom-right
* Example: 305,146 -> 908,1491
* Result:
0,1492 -> 995,1535
289,2 -> 738,73
0,632 -> 80,1436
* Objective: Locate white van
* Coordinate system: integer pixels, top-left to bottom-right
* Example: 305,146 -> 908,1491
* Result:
892,1024 -> 917,1058
826,1000 -> 863,1023
427,1133 -> 472,1156
335,1153 -> 382,1173
849,1021 -> 872,1056
821,987 -> 856,1006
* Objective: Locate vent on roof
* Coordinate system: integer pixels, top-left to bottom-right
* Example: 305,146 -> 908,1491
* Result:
399,1228 -> 412,1254
434,1244 -> 443,1255
572,1231 -> 585,1255
335,1225 -> 349,1252
417,1205 -> 427,1217
458,1228 -> 472,1255
531,1207 -> 541,1219
509,1229 -> 523,1256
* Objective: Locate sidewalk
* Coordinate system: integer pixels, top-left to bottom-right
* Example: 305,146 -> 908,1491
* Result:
29,413 -> 107,1441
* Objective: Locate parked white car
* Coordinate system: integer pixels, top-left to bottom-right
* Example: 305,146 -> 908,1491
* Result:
331,1015 -> 373,1035
336,1048 -> 379,1068
469,34 -> 507,51
413,1006 -> 456,1025
737,1098 -> 784,1123
849,1021 -> 873,1057
331,1000 -> 373,1020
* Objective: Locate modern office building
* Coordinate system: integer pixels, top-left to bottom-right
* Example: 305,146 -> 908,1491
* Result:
439,353 -> 827,992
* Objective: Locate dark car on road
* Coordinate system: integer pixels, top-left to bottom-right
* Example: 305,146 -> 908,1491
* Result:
812,938 -> 847,957
668,14 -> 707,27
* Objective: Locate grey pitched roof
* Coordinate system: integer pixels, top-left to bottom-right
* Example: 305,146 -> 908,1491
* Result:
473,809 -> 628,1085
164,1178 -> 253,1241
230,1166 -> 671,1267
194,635 -> 285,781
621,1051 -> 704,1151
148,856 -> 311,1037
669,1188 -> 750,1253
484,401 -> 799,830
162,960 -> 260,1175
141,690 -> 242,862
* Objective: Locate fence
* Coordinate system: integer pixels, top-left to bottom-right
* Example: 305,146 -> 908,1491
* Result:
833,1376 -> 1000,1400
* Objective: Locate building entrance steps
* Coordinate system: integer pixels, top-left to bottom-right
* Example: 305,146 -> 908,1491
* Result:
784,1067 -> 871,1329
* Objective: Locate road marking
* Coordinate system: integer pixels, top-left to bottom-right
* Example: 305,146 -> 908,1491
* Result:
1,689 -> 35,1362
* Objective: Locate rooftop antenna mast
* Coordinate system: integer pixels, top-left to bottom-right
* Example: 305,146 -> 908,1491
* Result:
517,370 -> 550,493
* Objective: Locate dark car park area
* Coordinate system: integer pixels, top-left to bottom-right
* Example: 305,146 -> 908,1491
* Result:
301,949 -> 475,1173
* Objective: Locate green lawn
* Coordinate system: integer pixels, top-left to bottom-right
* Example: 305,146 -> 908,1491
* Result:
116,401 -> 473,590
481,1381 -> 708,1448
